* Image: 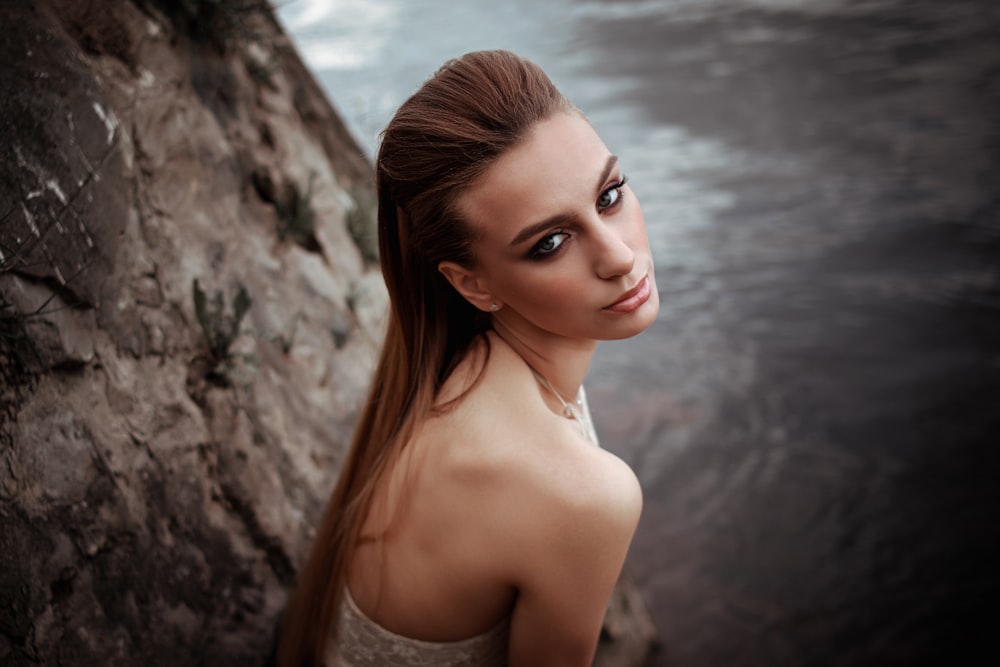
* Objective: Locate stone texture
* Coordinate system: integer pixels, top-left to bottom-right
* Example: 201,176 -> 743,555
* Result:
0,1 -> 655,665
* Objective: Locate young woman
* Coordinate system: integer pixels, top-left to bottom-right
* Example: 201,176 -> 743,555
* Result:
279,50 -> 659,667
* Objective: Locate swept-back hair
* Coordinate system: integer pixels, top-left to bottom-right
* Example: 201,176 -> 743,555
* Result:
278,50 -> 571,666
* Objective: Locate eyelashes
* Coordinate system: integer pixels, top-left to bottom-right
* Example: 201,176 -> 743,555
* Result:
599,175 -> 629,211
526,174 -> 629,261
528,231 -> 571,259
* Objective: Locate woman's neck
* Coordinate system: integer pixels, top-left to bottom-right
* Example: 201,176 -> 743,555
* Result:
489,323 -> 597,400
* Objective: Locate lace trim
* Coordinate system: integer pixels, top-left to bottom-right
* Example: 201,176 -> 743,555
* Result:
328,588 -> 509,667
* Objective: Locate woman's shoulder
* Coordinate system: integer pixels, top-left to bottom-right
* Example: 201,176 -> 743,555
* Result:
464,391 -> 641,591
494,424 -> 643,544
426,337 -> 642,546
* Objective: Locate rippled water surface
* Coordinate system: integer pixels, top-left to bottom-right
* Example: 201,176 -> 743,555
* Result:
278,1 -> 1000,663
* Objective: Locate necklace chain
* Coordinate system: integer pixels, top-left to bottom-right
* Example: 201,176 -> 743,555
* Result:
530,370 -> 582,419
529,369 -> 597,444
492,330 -> 598,444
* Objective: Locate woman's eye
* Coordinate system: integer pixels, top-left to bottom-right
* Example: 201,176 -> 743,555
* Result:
598,175 -> 629,210
530,232 -> 570,258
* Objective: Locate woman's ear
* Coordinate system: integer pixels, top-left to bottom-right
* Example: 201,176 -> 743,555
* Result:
438,261 -> 498,312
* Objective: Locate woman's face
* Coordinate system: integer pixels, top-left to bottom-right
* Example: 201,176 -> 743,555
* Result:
446,111 -> 659,344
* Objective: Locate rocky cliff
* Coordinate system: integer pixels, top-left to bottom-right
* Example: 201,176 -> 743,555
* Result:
0,1 -> 653,664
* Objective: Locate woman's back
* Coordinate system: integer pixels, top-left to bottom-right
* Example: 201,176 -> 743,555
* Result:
345,333 -> 642,663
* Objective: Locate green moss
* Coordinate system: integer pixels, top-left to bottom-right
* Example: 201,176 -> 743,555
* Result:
192,278 -> 251,364
346,187 -> 379,264
276,173 -> 320,252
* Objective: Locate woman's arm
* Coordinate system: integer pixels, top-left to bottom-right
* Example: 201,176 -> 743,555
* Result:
504,449 -> 643,667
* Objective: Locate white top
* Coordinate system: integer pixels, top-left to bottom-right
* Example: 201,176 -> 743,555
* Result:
327,588 -> 510,667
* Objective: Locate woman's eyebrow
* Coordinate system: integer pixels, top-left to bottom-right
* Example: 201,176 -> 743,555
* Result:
508,154 -> 619,247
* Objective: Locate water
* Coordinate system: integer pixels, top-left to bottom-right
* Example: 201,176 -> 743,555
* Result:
277,1 -> 1000,664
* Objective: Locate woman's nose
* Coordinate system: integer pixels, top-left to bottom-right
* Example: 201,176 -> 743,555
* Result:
593,223 -> 635,280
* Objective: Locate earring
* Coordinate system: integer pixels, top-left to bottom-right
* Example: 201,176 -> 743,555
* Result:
489,302 -> 499,312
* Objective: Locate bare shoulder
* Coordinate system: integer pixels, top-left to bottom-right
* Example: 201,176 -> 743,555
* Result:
438,348 -> 637,499
480,390 -> 642,664
402,338 -> 643,660
503,431 -> 643,554
455,378 -> 639,555
418,336 -> 641,554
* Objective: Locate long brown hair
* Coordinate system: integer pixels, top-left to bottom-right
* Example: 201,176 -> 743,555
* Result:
277,50 -> 572,666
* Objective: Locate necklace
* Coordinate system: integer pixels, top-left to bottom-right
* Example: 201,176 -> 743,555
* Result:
529,369 -> 599,444
491,329 -> 599,444
531,369 -> 583,419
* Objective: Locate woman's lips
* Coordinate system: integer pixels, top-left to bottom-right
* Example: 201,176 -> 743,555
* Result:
604,275 -> 651,313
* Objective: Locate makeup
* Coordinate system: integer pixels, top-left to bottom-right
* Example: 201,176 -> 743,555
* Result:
604,275 -> 651,313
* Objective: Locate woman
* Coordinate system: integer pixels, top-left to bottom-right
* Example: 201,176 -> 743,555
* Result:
279,50 -> 659,667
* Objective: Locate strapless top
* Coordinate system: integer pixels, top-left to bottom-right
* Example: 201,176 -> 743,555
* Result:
326,589 -> 510,667
328,386 -> 598,665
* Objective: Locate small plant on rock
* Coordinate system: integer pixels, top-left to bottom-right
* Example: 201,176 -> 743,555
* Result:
273,311 -> 302,356
347,186 -> 379,263
276,172 -> 320,252
192,278 -> 251,383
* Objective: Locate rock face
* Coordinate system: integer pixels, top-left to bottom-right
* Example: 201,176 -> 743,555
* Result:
1,1 -> 382,663
0,1 -> 654,665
